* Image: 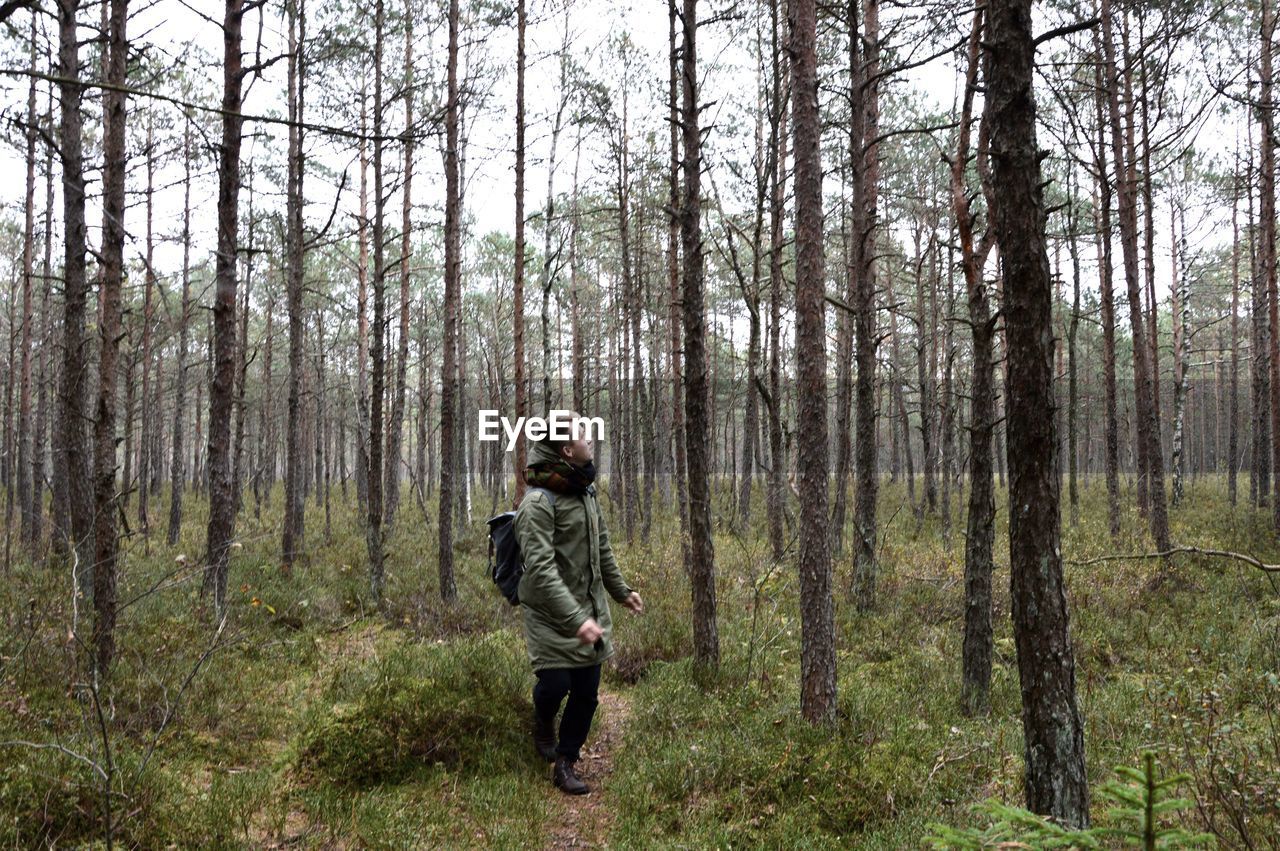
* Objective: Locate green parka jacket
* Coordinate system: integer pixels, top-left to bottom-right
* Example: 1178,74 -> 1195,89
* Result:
514,440 -> 633,671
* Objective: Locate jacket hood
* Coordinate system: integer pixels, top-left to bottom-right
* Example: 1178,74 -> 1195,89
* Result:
528,438 -> 562,467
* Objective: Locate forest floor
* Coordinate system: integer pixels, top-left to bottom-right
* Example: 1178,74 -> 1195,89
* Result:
1,479 -> 1278,848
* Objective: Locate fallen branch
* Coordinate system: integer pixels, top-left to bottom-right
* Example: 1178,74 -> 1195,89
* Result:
1067,546 -> 1280,574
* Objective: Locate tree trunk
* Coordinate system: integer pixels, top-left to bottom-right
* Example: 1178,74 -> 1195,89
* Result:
668,0 -> 691,572
1264,0 -> 1280,532
91,0 -> 128,674
168,121 -> 193,548
233,170 -> 255,515
681,0 -> 719,677
985,0 -> 1089,825
204,0 -> 246,619
18,16 -> 37,549
55,0 -> 93,572
437,0 -> 461,603
282,0 -> 307,569
513,0 -> 527,505
385,3 -> 415,528
953,5 -> 994,717
1066,170 -> 1082,526
1090,52 -> 1121,540
1102,0 -> 1171,552
137,111 -> 156,540
766,0 -> 787,564
852,0 -> 881,609
1230,160 -> 1241,505
789,0 -> 835,723
367,0 -> 388,604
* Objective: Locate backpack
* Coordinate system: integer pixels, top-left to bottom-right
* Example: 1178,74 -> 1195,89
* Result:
486,487 -> 557,606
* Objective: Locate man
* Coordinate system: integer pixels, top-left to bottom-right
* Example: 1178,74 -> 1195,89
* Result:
514,411 -> 643,795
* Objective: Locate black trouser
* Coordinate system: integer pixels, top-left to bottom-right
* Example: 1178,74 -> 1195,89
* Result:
532,664 -> 601,762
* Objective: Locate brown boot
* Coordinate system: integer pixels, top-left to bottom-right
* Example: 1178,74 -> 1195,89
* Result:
553,755 -> 589,795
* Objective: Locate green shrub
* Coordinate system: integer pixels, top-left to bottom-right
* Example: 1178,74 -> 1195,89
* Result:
295,630 -> 532,785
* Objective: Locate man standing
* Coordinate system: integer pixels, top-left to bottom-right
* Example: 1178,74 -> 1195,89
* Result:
514,412 -> 643,795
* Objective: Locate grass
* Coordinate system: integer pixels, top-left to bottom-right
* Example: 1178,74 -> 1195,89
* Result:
0,474 -> 1277,847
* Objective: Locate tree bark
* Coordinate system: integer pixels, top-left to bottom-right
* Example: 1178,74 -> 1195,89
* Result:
55,0 -> 93,571
437,0 -> 461,603
1090,50 -> 1121,540
668,0 -> 691,573
765,0 -> 788,564
953,4 -> 994,718
282,0 -> 307,569
168,120 -> 193,548
852,0 -> 880,609
985,0 -> 1089,825
18,15 -> 37,549
789,0 -> 835,723
1264,0 -> 1280,532
385,3 -> 414,529
1102,0 -> 1171,552
204,0 -> 246,619
367,0 -> 388,604
91,0 -> 128,674
513,0 -> 527,505
682,0 -> 719,676
137,111 -> 157,540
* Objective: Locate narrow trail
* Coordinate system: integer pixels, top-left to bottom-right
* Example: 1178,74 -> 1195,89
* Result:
543,688 -> 633,850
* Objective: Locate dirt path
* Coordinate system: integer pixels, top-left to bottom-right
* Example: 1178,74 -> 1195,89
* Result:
543,688 -> 633,850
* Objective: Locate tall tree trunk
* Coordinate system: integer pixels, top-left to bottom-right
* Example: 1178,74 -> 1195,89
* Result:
1102,0 -> 1171,552
1091,52 -> 1121,540
668,0 -> 691,572
34,90 -> 54,549
738,26 -> 766,531
282,0 -> 307,569
355,86 -> 371,516
953,5 -> 994,717
830,4 -> 861,555
1264,0 -> 1280,531
168,121 -> 193,547
986,0 -> 1089,825
367,0 -> 388,604
233,170 -> 255,515
254,292 -> 274,518
437,0 -> 461,602
91,0 -> 128,674
1230,159 -> 1241,506
618,85 -> 638,544
766,0 -> 787,564
18,16 -> 37,549
789,0 -> 835,723
385,3 -> 414,528
513,0 -> 527,504
1065,169 -> 1082,526
1171,195 -> 1191,507
138,111 -> 156,540
1249,123 -> 1269,507
682,0 -> 719,676
56,0 -> 93,572
204,0 -> 246,619
852,0 -> 881,609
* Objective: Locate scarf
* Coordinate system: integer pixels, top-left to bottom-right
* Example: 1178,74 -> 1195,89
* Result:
525,457 -> 597,496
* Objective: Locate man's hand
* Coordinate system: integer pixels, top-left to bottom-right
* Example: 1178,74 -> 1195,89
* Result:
576,618 -> 604,645
622,591 -> 644,614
